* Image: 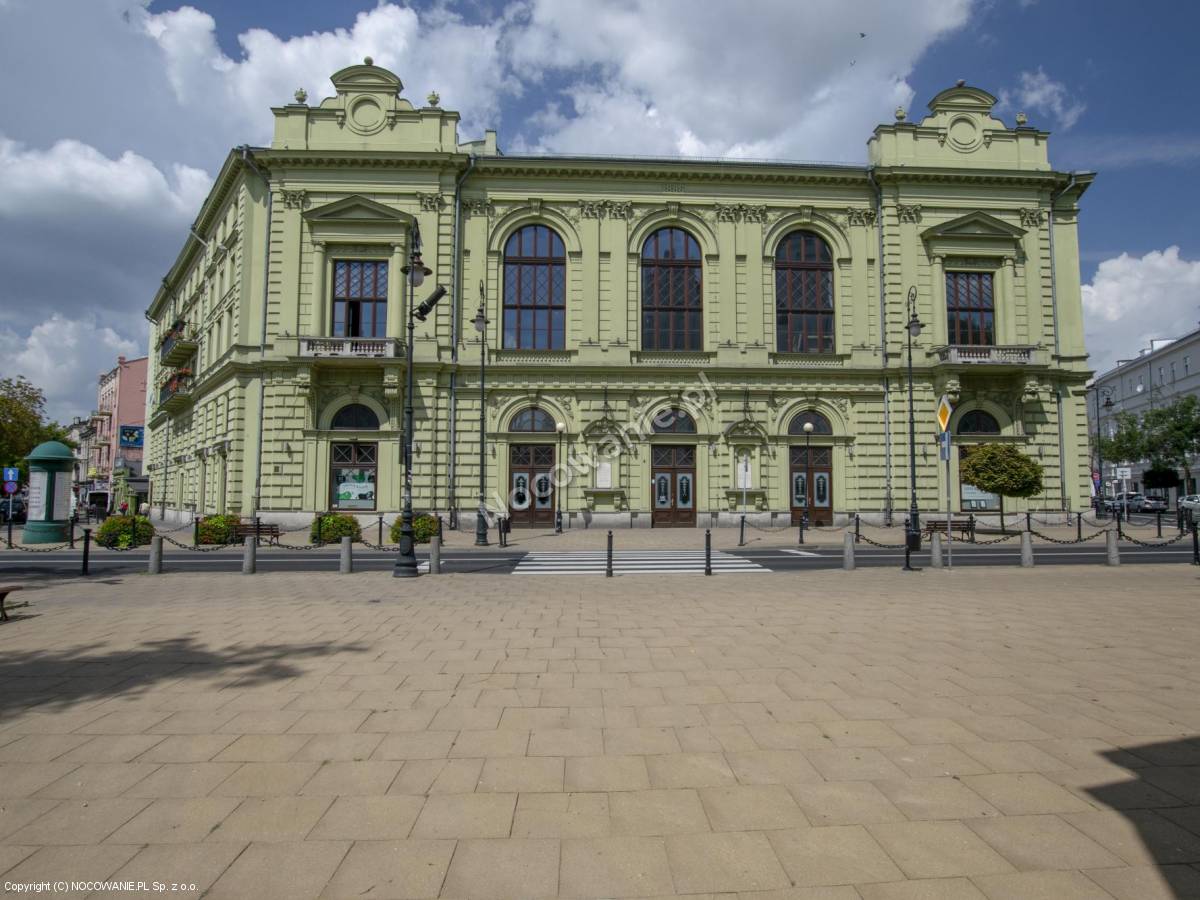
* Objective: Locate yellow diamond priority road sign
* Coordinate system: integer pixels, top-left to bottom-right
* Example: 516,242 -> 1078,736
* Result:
936,395 -> 954,433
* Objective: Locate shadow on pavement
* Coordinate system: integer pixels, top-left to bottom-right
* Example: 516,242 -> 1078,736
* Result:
1085,737 -> 1200,898
0,635 -> 368,721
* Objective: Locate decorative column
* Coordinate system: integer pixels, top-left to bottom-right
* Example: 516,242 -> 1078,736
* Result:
931,255 -> 946,347
1003,255 -> 1019,345
311,241 -> 327,336
388,241 -> 405,341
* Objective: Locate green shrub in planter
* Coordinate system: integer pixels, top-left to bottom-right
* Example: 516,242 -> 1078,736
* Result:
95,515 -> 155,549
198,514 -> 240,545
390,513 -> 440,544
311,513 -> 362,544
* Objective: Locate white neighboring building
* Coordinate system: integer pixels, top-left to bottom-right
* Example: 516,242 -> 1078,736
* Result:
1089,323 -> 1200,499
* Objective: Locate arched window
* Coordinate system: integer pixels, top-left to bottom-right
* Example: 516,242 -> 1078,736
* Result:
775,231 -> 834,353
331,403 -> 380,430
788,410 -> 833,435
641,228 -> 702,351
957,409 -> 1001,435
651,408 -> 697,434
510,407 -> 557,432
503,225 -> 566,350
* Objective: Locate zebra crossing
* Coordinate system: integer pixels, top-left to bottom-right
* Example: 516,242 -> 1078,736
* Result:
512,549 -> 769,575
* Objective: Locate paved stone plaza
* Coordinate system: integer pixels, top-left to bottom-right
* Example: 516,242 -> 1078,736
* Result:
1,567 -> 1199,899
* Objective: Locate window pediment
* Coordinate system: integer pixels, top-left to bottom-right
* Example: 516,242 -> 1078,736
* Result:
922,211 -> 1025,242
303,195 -> 412,225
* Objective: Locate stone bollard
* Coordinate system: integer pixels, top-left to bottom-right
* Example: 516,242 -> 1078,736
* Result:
1106,529 -> 1120,566
339,536 -> 353,574
242,534 -> 256,575
1020,531 -> 1034,567
842,531 -> 855,571
430,535 -> 441,575
930,532 -> 943,569
148,536 -> 163,575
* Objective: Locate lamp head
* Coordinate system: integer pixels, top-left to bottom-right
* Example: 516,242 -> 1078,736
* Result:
1103,397 -> 1114,410
555,421 -> 567,434
803,422 -> 814,434
907,313 -> 923,338
473,306 -> 486,333
413,284 -> 447,322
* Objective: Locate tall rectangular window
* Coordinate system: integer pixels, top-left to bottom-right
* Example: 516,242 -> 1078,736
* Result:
332,260 -> 388,338
330,442 -> 377,510
945,271 -> 995,346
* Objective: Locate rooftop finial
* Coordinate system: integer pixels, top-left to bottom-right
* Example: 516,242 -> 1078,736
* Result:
364,56 -> 374,66
955,79 -> 966,87
294,87 -> 308,104
427,90 -> 441,107
894,106 -> 906,122
1015,111 -> 1028,126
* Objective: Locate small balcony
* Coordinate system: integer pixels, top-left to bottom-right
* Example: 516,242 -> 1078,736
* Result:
299,336 -> 401,359
158,376 -> 194,414
159,325 -> 198,367
933,345 -> 1035,366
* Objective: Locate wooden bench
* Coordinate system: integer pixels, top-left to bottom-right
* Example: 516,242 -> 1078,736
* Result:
0,584 -> 24,622
923,517 -> 975,541
234,522 -> 281,545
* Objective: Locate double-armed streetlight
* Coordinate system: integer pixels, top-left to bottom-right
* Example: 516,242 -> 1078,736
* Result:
903,285 -> 924,572
393,221 -> 445,578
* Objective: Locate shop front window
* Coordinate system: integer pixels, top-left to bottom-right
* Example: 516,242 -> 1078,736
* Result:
331,442 -> 377,510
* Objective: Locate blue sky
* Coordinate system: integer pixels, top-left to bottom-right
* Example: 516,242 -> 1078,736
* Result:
0,0 -> 1197,419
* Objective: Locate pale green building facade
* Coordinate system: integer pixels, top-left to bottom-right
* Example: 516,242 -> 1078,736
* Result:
144,62 -> 1094,529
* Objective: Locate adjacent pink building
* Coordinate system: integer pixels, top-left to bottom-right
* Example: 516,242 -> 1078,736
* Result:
86,355 -> 148,502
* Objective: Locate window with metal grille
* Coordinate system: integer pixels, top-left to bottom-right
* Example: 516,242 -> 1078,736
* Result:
330,442 -> 377,510
331,404 -> 380,430
509,407 -> 557,432
332,260 -> 388,338
957,409 -> 1001,435
945,271 -> 995,346
503,225 -> 566,349
651,408 -> 697,433
641,228 -> 702,351
775,231 -> 834,353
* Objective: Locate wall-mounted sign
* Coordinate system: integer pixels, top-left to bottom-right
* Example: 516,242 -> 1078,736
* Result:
119,425 -> 144,448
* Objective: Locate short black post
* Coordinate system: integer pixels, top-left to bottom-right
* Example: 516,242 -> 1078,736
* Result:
81,528 -> 91,576
1157,511 -> 1163,538
438,515 -> 444,541
1192,521 -> 1199,566
1076,512 -> 1082,543
799,512 -> 808,545
968,514 -> 976,542
854,513 -> 861,544
193,515 -> 201,546
606,530 -> 613,578
6,513 -> 12,548
1117,513 -> 1123,539
378,515 -> 384,548
69,515 -> 76,549
705,529 -> 712,576
738,515 -> 746,547
1025,511 -> 1032,532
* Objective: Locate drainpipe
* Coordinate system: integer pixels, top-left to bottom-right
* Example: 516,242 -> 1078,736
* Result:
445,154 -> 477,529
240,146 -> 272,517
1048,172 -> 1077,510
868,167 -> 894,525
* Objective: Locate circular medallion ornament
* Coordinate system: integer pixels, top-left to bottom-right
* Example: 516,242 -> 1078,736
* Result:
348,96 -> 385,134
948,116 -> 981,152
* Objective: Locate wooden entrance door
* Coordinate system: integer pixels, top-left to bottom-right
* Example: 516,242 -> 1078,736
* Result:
509,444 -> 555,528
651,446 -> 697,527
790,445 -> 833,526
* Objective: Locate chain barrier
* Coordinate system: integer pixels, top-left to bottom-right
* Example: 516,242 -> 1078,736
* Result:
1120,530 -> 1193,548
159,534 -> 234,553
965,533 -> 1021,545
856,532 -> 907,549
358,539 -> 400,551
1,539 -> 73,552
1030,528 -> 1110,545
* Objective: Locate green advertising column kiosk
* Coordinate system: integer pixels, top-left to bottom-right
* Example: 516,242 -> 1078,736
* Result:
23,440 -> 75,544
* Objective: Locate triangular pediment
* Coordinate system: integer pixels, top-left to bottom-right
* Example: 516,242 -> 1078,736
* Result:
582,415 -> 625,439
303,195 -> 411,225
724,418 -> 768,444
922,211 -> 1025,241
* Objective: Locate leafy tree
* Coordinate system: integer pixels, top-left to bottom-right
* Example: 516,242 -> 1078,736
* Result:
1143,464 -> 1181,491
960,443 -> 1044,527
1097,396 -> 1200,491
0,375 -> 72,475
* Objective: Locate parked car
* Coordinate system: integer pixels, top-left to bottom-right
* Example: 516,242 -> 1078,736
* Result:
1105,492 -> 1146,512
0,496 -> 27,523
1140,496 -> 1169,512
1180,494 -> 1200,512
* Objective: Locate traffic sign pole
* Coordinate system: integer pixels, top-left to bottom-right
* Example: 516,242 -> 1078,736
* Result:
937,396 -> 954,570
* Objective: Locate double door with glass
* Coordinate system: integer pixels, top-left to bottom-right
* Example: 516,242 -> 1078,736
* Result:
651,445 -> 696,527
509,444 -> 555,528
790,446 -> 832,526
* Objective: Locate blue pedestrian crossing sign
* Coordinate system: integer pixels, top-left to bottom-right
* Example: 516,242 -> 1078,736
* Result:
2,467 -> 18,483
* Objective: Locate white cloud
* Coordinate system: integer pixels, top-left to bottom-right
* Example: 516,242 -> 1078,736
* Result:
1083,246 -> 1200,375
1055,134 -> 1200,170
0,315 -> 142,422
504,0 -> 971,160
1001,67 -> 1085,131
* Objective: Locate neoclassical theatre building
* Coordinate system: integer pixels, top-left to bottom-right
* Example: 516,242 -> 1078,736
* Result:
144,61 -> 1094,528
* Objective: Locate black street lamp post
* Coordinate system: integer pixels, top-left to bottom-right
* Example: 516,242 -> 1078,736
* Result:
903,285 -> 924,572
1092,386 -> 1114,517
393,222 -> 443,578
803,421 -> 814,528
555,421 -> 566,533
474,287 -> 489,547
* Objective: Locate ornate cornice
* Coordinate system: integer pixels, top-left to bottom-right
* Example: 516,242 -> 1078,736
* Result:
579,199 -> 634,220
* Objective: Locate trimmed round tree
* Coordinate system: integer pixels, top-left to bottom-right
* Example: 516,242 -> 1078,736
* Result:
959,443 -> 1044,529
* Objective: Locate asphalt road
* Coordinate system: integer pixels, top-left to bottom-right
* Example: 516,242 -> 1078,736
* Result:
1,540 -> 1195,580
